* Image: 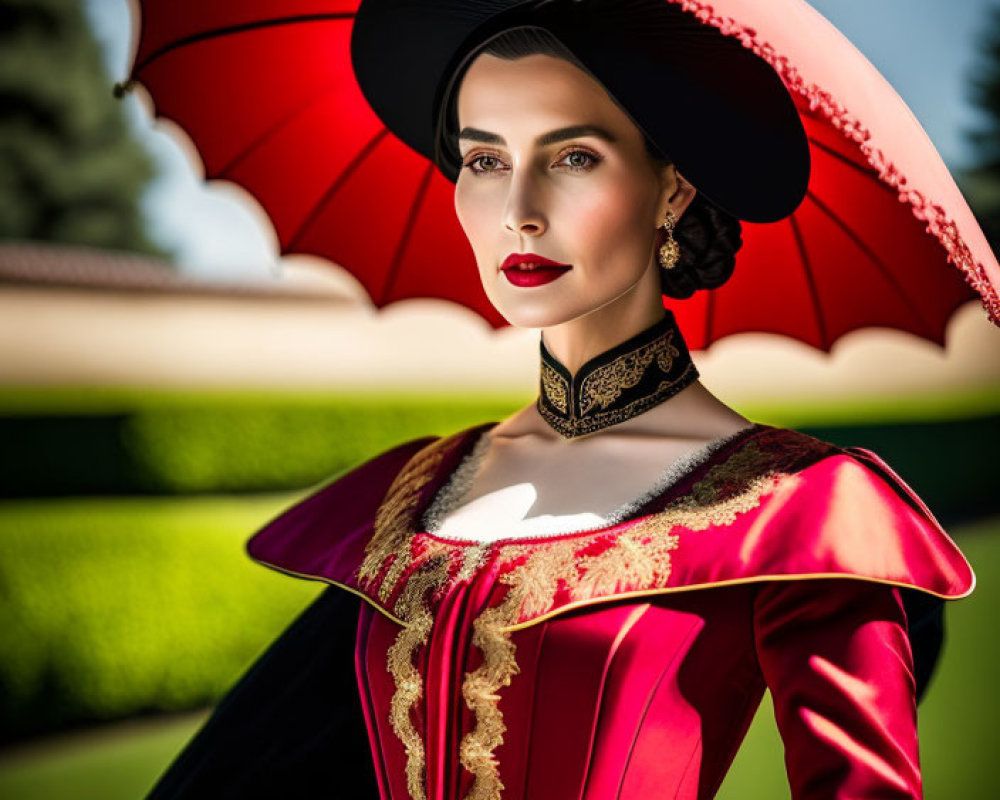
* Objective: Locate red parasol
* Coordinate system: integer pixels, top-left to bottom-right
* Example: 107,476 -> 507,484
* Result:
117,0 -> 1000,352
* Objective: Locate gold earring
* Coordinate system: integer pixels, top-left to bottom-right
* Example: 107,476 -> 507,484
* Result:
658,211 -> 680,270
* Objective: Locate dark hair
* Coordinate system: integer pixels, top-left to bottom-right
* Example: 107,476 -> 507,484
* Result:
438,25 -> 742,299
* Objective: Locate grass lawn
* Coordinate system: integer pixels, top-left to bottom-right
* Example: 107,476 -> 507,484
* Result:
0,711 -> 209,800
0,516 -> 995,800
0,383 -> 997,423
0,493 -> 322,741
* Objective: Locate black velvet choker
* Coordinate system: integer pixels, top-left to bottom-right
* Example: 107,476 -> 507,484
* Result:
536,311 -> 700,439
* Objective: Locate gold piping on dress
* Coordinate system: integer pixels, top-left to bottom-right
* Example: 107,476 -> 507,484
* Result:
244,560 -> 407,625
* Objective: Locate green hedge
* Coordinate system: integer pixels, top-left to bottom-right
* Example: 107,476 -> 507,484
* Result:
1,387 -> 998,525
0,392 -> 527,496
0,494 -> 317,743
798,416 -> 1000,527
1,386 -> 998,518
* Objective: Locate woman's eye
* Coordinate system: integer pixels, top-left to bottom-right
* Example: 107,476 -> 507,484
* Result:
462,154 -> 506,175
557,149 -> 600,171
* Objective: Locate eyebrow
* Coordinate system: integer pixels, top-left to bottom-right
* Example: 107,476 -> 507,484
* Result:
458,124 -> 618,148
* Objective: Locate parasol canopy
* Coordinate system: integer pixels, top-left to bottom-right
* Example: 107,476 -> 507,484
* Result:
117,0 -> 1000,352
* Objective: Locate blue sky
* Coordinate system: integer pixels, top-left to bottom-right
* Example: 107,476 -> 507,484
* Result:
85,0 -> 1000,278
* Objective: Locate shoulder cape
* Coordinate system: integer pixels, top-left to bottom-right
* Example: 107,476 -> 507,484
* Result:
246,423 -> 975,628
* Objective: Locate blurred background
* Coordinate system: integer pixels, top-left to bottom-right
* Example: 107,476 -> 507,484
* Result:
0,0 -> 998,798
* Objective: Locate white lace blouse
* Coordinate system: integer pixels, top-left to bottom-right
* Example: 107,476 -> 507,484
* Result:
420,422 -> 758,543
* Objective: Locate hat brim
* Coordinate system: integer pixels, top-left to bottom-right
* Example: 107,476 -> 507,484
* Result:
351,0 -> 810,222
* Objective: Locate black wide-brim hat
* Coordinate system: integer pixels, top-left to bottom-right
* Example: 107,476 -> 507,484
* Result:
350,0 -> 810,223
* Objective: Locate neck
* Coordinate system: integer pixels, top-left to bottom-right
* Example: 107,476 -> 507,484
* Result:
536,309 -> 700,439
540,272 -> 666,373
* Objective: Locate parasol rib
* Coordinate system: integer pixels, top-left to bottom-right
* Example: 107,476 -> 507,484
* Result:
132,14 -> 354,75
380,164 -> 437,304
805,191 -> 936,339
286,128 -> 390,252
788,214 -> 828,350
219,84 -> 338,178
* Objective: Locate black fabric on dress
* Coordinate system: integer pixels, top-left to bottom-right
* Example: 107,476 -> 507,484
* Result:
899,588 -> 945,703
145,587 -> 378,799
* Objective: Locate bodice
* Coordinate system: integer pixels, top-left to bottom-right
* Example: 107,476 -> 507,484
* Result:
246,421 -> 975,800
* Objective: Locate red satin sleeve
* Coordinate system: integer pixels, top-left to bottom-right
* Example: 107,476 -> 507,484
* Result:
753,578 -> 922,799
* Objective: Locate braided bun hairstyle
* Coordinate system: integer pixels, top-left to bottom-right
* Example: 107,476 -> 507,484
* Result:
661,194 -> 743,299
439,25 -> 744,298
645,138 -> 743,299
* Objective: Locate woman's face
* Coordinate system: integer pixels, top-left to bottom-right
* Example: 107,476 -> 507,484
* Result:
454,52 -> 686,329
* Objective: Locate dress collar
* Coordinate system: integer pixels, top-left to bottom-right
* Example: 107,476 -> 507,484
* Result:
536,310 -> 699,439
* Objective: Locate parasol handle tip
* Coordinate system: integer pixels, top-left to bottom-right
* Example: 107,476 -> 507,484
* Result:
113,79 -> 137,99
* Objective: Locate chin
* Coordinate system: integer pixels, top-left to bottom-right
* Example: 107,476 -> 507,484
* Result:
485,289 -> 606,330
497,307 -> 577,330
480,273 -> 565,328
481,269 -> 646,329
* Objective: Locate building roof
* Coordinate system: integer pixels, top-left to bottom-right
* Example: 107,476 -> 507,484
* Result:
0,240 -> 352,301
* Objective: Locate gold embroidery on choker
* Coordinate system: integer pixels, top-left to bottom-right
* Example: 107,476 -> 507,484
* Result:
578,332 -> 678,415
537,311 -> 699,439
540,362 -> 569,414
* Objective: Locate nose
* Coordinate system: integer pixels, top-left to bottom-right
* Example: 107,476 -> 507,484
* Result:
503,168 -> 547,237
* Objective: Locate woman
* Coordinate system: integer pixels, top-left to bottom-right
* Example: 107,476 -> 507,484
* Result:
146,2 -> 975,799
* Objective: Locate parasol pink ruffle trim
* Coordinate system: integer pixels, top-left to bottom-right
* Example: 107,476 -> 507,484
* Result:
678,0 -> 1000,327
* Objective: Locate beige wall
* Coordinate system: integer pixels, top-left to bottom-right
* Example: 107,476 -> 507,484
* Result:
1,281 -> 999,407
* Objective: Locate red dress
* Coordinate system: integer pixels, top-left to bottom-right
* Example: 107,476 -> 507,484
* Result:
244,421 -> 974,800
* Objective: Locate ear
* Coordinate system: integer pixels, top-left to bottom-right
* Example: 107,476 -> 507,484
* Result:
656,166 -> 697,225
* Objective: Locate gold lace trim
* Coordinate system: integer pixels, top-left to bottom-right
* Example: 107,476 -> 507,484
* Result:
371,428 -> 832,800
489,433 -> 831,629
357,433 -> 461,602
446,520 -> 681,800
386,547 -> 453,800
459,602 -> 520,800
359,433 -> 469,800
451,434 -> 830,798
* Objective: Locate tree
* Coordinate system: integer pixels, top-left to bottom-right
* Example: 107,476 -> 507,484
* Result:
0,0 -> 170,258
964,3 -> 1000,251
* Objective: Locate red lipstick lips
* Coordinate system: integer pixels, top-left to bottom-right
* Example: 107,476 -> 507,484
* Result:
501,253 -> 572,288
